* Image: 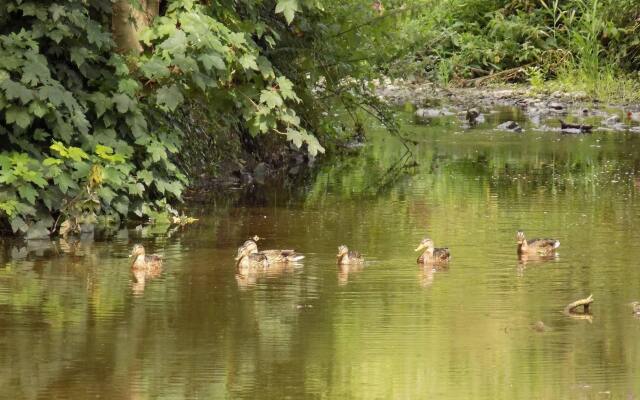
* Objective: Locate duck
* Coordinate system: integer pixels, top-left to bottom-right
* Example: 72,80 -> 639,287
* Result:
516,231 -> 559,256
336,245 -> 364,265
129,244 -> 163,272
235,243 -> 269,270
415,238 -> 450,264
241,238 -> 304,263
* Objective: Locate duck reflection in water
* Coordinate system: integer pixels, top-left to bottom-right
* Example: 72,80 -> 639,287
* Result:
337,263 -> 365,286
235,262 -> 295,289
418,264 -> 448,288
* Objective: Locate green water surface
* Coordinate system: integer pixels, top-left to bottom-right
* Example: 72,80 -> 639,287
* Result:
2,110 -> 640,399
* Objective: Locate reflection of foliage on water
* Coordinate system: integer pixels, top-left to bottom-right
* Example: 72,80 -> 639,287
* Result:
2,112 -> 640,397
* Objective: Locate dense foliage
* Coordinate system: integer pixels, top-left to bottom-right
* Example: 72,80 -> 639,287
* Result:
390,0 -> 640,86
1,0 -> 401,238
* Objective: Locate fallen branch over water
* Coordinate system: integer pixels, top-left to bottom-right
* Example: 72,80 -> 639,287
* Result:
564,294 -> 594,315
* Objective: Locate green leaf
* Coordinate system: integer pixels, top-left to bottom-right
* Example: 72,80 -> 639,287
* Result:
118,79 -> 140,96
113,93 -> 133,114
257,56 -> 275,79
67,147 -> 89,162
43,158 -> 63,166
5,106 -> 33,129
53,173 -> 76,194
50,142 -> 68,157
148,142 -> 168,162
159,30 -> 187,53
276,76 -> 297,101
28,100 -> 48,118
17,184 -> 37,205
156,84 -> 184,111
88,92 -> 112,117
102,166 -> 123,185
22,55 -> 50,86
2,80 -> 34,104
275,0 -> 299,25
140,58 -> 170,79
137,170 -> 154,186
70,46 -> 89,67
38,85 -> 66,107
239,54 -> 259,71
199,53 -> 226,70
127,182 -> 145,196
10,216 -> 28,233
260,89 -> 283,109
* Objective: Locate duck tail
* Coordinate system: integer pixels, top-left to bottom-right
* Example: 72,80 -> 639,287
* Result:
554,240 -> 560,249
291,255 -> 305,262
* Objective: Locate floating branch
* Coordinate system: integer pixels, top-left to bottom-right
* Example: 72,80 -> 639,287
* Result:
564,294 -> 594,315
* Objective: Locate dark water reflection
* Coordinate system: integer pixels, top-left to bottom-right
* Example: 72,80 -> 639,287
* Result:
2,110 -> 640,398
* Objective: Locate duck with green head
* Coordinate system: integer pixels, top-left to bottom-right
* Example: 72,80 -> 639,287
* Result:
415,238 -> 450,265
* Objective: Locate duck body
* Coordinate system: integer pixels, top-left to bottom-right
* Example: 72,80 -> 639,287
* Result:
517,231 -> 559,256
336,245 -> 364,265
130,244 -> 163,273
236,252 -> 269,270
242,240 -> 304,263
415,238 -> 450,265
417,247 -> 450,264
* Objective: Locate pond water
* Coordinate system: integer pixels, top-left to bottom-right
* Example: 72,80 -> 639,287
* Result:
2,109 -> 640,399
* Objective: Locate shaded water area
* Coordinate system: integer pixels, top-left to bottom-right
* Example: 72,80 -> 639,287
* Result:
3,109 -> 640,399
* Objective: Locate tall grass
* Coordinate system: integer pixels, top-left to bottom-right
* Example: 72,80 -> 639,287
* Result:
551,0 -> 640,101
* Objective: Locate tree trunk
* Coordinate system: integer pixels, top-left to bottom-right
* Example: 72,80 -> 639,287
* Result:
112,0 -> 160,55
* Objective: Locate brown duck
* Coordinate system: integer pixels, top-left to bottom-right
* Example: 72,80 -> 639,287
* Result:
336,245 -> 364,265
516,231 -> 559,256
235,242 -> 269,270
415,238 -> 450,264
129,244 -> 163,272
241,239 -> 304,263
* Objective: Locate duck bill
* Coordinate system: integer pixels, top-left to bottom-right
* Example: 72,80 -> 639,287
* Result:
414,244 -> 426,252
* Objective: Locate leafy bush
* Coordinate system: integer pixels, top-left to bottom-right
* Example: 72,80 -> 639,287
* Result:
0,0 -> 327,238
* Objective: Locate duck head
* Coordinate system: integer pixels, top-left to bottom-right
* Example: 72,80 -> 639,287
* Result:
414,238 -> 434,254
130,244 -> 146,258
337,245 -> 349,258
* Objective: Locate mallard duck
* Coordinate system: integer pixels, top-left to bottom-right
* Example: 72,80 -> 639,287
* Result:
235,245 -> 269,270
516,231 -> 559,256
415,238 -> 450,264
336,245 -> 364,265
242,239 -> 304,263
130,244 -> 163,272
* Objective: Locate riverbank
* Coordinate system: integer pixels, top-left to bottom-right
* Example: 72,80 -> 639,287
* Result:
374,78 -> 640,133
